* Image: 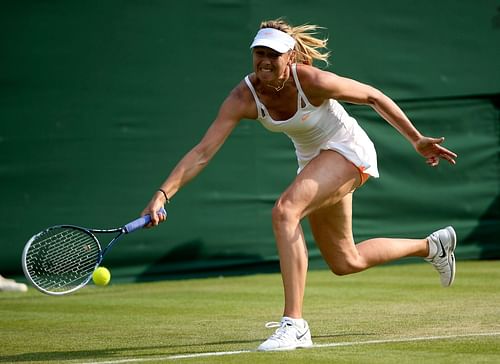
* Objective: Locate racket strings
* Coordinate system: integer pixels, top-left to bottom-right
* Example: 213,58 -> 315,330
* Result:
25,228 -> 100,292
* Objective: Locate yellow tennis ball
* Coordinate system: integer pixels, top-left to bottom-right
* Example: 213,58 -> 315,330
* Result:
92,267 -> 111,286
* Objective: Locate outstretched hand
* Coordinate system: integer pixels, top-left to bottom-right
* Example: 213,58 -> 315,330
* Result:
142,191 -> 168,228
414,136 -> 457,167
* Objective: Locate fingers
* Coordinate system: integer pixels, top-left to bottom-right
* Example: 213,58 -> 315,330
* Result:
426,147 -> 458,166
427,156 -> 439,167
441,152 -> 457,165
142,206 -> 167,228
149,210 -> 160,227
421,136 -> 457,167
141,191 -> 170,228
150,208 -> 167,227
436,144 -> 458,165
431,136 -> 445,145
426,150 -> 457,167
157,209 -> 167,224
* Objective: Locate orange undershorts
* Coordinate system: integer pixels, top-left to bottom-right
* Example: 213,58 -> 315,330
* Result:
356,166 -> 370,189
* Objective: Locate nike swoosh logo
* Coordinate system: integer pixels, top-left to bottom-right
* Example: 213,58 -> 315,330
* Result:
438,238 -> 447,258
296,329 -> 309,340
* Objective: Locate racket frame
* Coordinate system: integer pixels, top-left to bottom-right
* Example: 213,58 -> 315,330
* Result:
21,208 -> 165,296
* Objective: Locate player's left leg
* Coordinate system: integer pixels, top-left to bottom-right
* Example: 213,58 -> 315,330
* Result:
307,194 -> 456,286
308,193 -> 429,276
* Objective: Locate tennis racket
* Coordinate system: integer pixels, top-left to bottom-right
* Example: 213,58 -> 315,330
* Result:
21,207 -> 166,296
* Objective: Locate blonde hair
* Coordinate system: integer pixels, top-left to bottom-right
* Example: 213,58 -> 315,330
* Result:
259,18 -> 330,66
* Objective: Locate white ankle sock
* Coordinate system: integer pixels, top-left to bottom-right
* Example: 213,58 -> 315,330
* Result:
426,237 -> 438,259
283,316 -> 305,327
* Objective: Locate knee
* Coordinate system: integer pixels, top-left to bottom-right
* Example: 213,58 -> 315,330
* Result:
328,256 -> 364,276
272,196 -> 301,227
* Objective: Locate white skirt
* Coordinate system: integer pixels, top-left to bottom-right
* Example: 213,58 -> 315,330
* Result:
295,120 -> 379,178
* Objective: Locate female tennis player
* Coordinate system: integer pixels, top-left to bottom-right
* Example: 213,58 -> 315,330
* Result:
142,18 -> 458,351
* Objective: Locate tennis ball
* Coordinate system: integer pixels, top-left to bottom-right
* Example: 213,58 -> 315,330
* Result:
92,267 -> 111,286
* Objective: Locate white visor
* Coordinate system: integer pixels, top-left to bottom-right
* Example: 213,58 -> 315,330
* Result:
250,28 -> 296,53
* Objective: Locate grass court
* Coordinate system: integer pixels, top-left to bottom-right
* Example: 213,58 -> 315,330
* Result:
1,260 -> 499,363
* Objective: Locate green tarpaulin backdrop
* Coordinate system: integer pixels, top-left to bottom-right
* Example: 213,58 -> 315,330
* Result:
1,1 -> 499,280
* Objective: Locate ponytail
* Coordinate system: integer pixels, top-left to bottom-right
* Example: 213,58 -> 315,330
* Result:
258,18 -> 330,66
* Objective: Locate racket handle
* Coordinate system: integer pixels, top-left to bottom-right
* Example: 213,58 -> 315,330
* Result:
124,207 -> 167,233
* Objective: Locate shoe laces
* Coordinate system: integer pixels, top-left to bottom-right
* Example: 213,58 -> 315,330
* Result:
264,321 -> 295,341
426,241 -> 450,274
265,321 -> 282,329
426,232 -> 450,272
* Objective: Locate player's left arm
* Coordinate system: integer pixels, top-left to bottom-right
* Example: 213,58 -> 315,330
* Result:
306,67 -> 457,166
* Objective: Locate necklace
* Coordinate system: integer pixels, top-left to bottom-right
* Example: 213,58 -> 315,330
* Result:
267,74 -> 289,92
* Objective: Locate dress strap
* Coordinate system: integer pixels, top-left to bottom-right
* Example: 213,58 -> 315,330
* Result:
244,76 -> 266,119
291,64 -> 311,108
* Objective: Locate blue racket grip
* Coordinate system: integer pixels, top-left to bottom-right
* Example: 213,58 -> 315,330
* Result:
124,207 -> 167,233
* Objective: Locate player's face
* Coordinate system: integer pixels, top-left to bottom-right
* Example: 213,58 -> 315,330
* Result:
252,47 -> 292,82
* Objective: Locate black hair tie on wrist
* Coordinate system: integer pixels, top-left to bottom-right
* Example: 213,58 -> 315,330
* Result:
158,188 -> 170,204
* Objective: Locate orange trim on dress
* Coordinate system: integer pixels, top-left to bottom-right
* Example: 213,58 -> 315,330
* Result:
357,166 -> 370,188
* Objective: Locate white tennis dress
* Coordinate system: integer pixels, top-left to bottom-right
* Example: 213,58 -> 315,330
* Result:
244,64 -> 379,177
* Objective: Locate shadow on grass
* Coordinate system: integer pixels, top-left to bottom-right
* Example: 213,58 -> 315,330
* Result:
0,333 -> 374,362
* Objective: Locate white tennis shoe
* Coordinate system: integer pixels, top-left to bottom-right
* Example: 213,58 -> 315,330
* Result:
258,317 -> 313,351
425,226 -> 457,287
0,275 -> 27,292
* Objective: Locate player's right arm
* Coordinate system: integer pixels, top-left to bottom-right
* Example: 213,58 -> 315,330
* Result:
143,82 -> 255,225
